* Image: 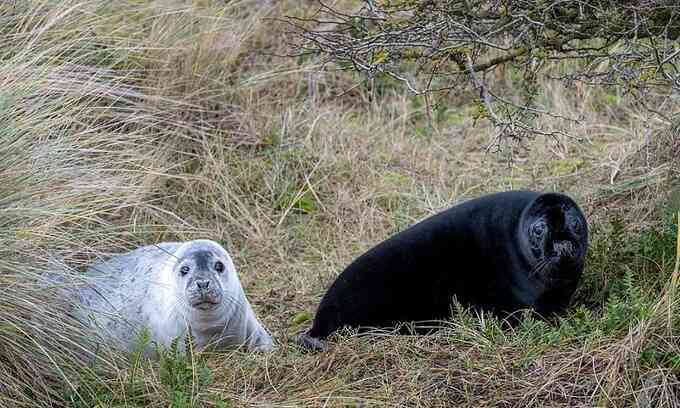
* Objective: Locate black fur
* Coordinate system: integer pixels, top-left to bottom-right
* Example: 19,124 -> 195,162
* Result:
300,190 -> 588,349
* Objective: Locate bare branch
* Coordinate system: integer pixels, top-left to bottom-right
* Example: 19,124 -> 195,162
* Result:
283,0 -> 680,146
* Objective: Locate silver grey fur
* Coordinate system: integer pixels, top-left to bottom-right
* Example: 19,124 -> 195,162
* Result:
77,240 -> 274,353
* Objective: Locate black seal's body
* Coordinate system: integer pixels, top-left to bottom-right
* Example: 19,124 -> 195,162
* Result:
303,190 -> 588,345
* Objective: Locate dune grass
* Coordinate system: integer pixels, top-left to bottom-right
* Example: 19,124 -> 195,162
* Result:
0,0 -> 679,406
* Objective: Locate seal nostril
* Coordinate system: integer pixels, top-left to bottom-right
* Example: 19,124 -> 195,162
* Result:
196,280 -> 210,290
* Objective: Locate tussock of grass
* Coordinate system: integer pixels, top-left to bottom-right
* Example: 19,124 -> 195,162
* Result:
1,0 -> 680,407
0,1 -> 246,405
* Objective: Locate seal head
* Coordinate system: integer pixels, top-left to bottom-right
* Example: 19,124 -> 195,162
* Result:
176,246 -> 230,310
521,193 -> 587,277
517,193 -> 588,315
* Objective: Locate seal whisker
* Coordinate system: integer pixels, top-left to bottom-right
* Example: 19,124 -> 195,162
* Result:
529,258 -> 552,278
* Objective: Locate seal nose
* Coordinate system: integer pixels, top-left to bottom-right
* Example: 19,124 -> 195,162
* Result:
196,280 -> 210,290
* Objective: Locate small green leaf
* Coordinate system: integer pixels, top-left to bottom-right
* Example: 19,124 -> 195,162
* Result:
292,311 -> 312,325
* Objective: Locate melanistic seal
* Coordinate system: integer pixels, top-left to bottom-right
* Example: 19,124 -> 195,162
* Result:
78,240 -> 274,353
298,190 -> 588,350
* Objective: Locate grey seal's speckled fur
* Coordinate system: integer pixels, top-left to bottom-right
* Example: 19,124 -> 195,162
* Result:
77,240 -> 274,353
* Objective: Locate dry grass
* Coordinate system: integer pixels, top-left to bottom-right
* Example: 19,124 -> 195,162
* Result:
1,0 -> 679,407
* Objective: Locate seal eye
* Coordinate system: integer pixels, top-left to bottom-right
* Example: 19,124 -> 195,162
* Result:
214,261 -> 225,273
180,265 -> 190,276
570,218 -> 582,233
531,222 -> 547,238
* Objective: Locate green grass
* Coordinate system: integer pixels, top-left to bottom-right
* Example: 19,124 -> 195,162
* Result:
1,0 -> 679,407
67,331 -> 230,407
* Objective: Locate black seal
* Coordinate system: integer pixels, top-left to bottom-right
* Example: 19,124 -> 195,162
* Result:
298,191 -> 588,351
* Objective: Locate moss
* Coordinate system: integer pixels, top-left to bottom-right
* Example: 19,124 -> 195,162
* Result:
549,158 -> 584,176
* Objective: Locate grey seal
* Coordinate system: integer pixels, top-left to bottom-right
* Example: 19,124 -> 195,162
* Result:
78,239 -> 274,353
298,190 -> 588,351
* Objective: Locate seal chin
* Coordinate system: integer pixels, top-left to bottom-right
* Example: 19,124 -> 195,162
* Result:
540,254 -> 582,285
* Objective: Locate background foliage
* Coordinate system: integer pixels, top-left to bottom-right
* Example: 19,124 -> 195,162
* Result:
287,0 -> 680,153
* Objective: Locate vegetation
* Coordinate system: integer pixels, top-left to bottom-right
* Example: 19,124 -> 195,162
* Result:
287,0 -> 680,152
0,0 -> 678,406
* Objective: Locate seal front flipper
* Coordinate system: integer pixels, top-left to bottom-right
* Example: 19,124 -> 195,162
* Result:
238,303 -> 277,352
295,330 -> 328,352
